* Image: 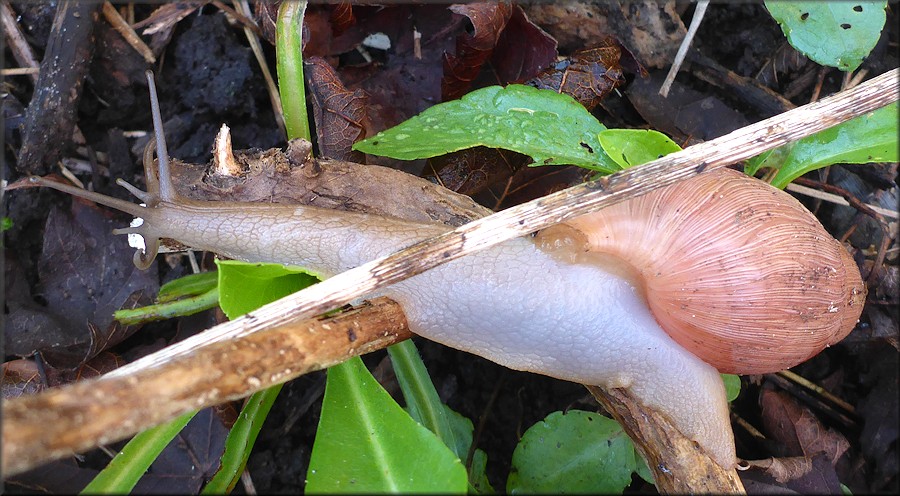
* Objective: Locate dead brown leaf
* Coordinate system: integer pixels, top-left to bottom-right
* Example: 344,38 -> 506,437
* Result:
252,1 -> 278,46
136,2 -> 205,36
596,0 -> 686,69
743,456 -> 814,484
740,453 -> 843,493
30,199 -> 157,368
491,5 -> 558,84
760,388 -> 851,464
425,147 -> 527,196
329,1 -> 355,37
1,359 -> 45,399
305,56 -> 370,161
442,2 -> 513,101
529,41 -> 629,111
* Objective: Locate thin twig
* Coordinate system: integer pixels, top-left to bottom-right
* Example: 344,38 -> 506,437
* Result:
231,0 -> 286,139
1,2 -> 40,83
659,0 -> 709,97
101,1 -> 156,64
786,182 -> 899,219
0,67 -> 39,77
776,370 -> 856,415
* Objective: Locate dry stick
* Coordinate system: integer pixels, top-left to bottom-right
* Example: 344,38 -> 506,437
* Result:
3,69 -> 898,480
588,386 -> 745,493
231,0 -> 286,138
17,0 -> 101,176
2,298 -> 412,478
0,2 -> 40,83
659,0 -> 709,97
786,182 -> 899,219
101,1 -> 156,64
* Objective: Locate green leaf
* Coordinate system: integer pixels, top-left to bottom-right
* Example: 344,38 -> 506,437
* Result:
765,1 -> 887,71
746,102 -> 898,188
469,448 -> 495,494
2,217 -> 12,231
597,129 -> 682,168
507,410 -> 643,494
202,385 -> 283,494
157,271 -> 219,303
216,260 -> 320,320
388,340 -> 494,492
722,374 -> 742,403
81,411 -> 198,494
354,85 -> 620,172
388,341 -> 465,457
306,357 -> 468,493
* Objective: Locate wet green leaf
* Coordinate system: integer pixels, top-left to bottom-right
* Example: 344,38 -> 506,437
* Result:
354,85 -> 620,172
507,410 -> 644,494
746,102 -> 898,188
215,260 -> 320,319
597,129 -> 682,168
307,357 -> 467,493
722,374 -> 742,403
765,1 -> 887,71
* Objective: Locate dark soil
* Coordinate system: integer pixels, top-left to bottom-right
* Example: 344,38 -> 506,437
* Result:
2,1 -> 897,494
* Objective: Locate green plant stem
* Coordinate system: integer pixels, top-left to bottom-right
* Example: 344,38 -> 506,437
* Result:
80,411 -> 198,494
387,340 -> 461,458
114,287 -> 219,325
276,0 -> 310,141
201,385 -> 284,494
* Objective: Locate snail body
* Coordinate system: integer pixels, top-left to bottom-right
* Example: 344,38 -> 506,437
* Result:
22,73 -> 865,468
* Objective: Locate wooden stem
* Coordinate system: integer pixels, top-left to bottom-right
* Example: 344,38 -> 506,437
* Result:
2,298 -> 411,477
587,386 -> 745,493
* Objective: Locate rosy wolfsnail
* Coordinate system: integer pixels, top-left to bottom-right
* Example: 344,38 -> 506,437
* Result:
21,72 -> 866,468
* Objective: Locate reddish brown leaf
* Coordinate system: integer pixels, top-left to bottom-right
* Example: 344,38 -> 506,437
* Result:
529,40 -> 630,111
491,5 -> 558,84
252,1 -> 278,46
425,147 -> 527,196
302,5 -> 336,58
329,1 -> 355,36
442,2 -> 513,100
305,56 -> 370,161
1,359 -> 45,399
760,388 -> 851,464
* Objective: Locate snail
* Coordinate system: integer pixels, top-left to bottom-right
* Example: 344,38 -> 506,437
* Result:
21,72 -> 866,468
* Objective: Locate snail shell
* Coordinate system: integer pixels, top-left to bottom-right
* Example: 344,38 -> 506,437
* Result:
538,168 -> 866,374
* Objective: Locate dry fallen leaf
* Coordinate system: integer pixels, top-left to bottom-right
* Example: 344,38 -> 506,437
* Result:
442,2 -> 513,100
305,56 -> 370,161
